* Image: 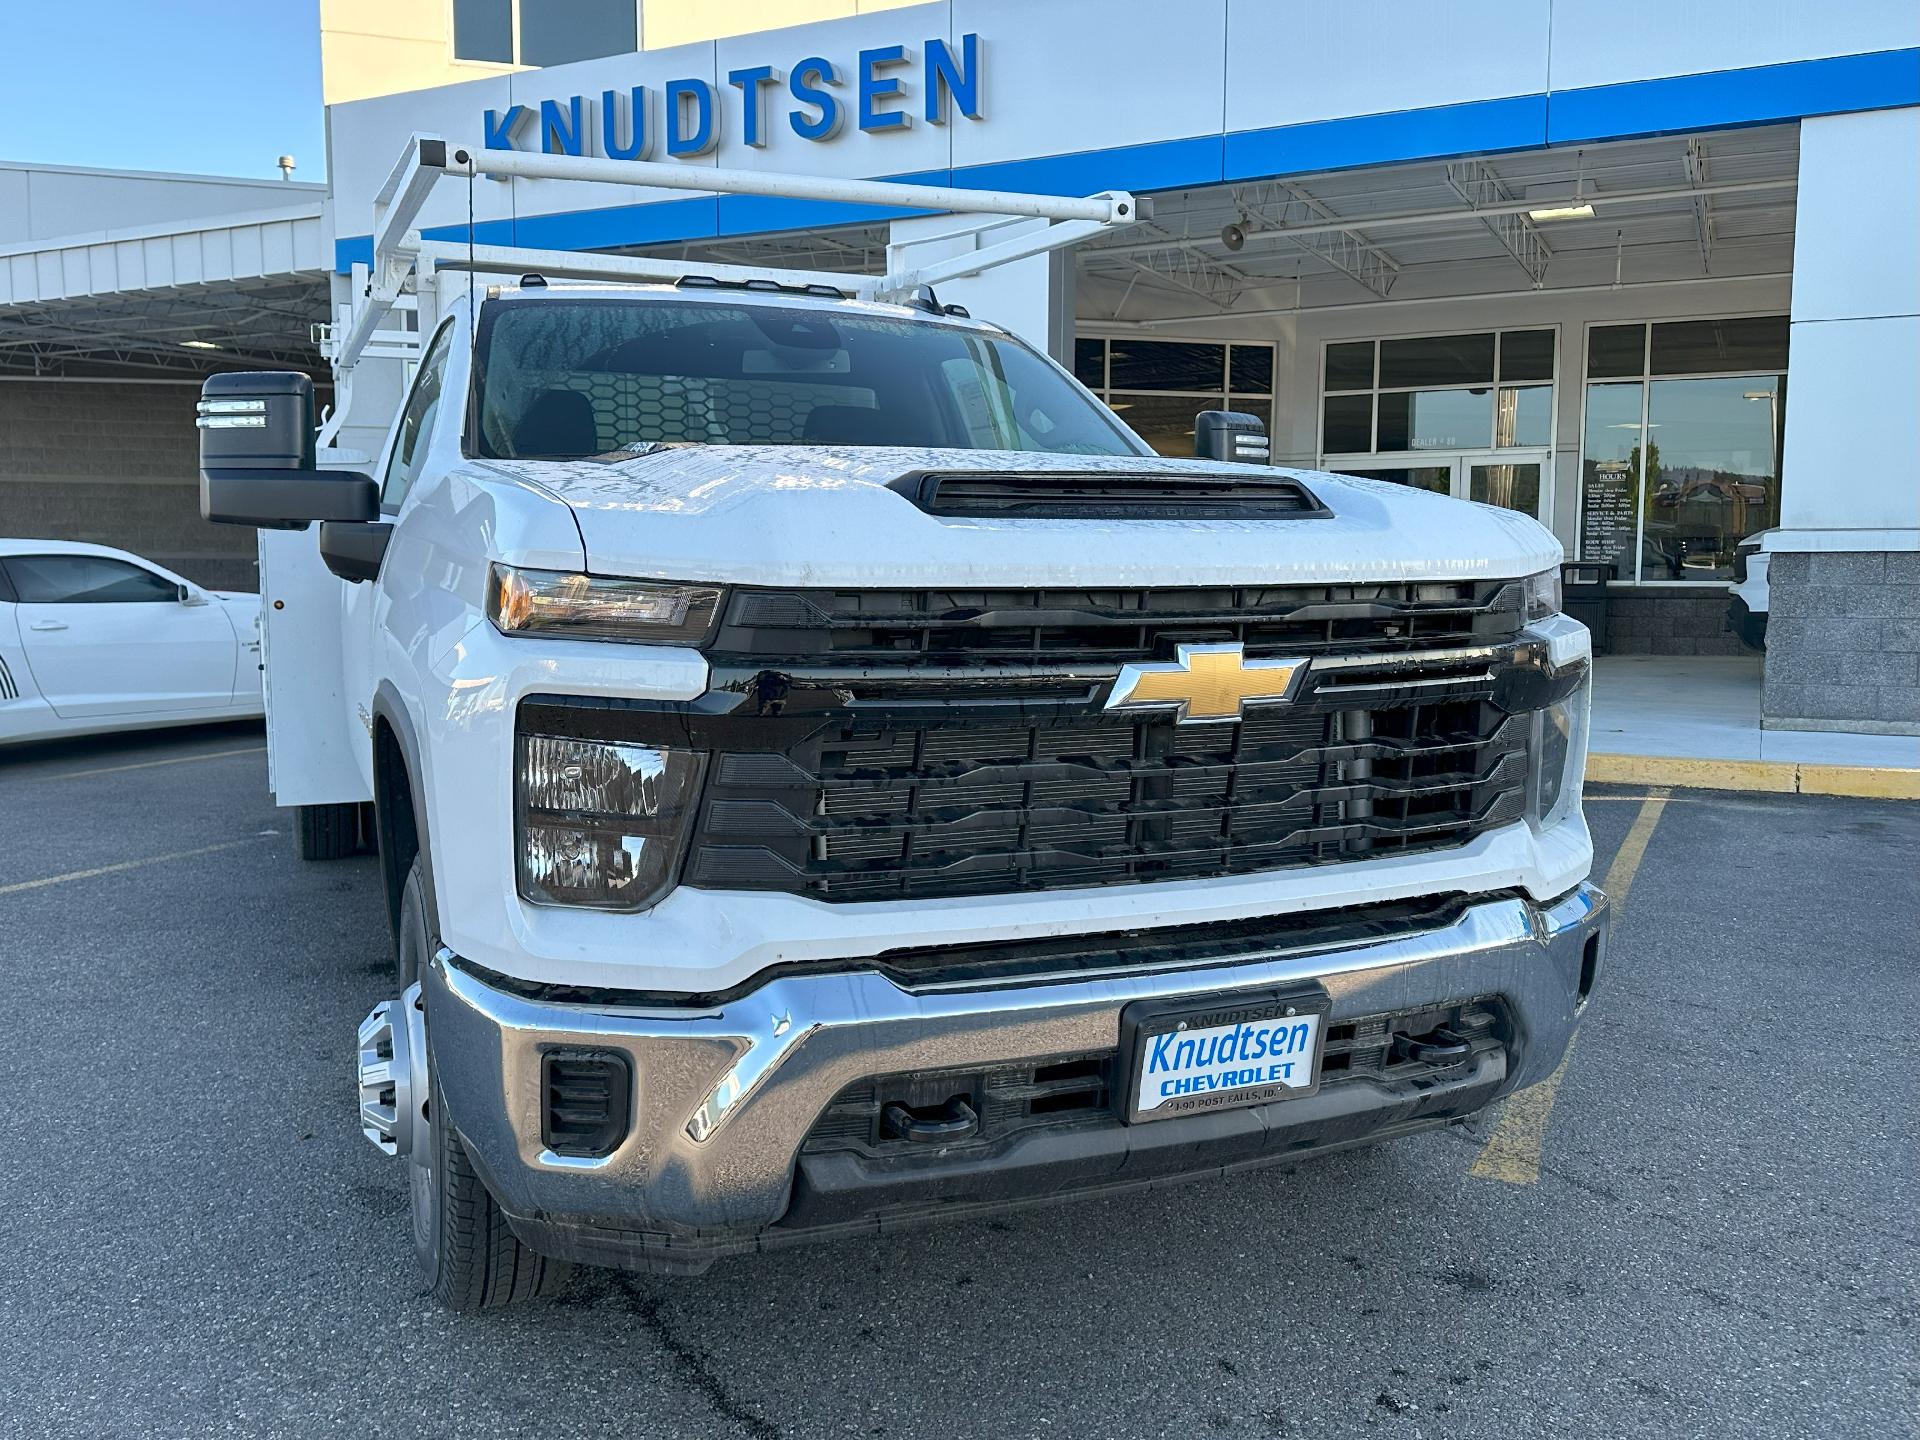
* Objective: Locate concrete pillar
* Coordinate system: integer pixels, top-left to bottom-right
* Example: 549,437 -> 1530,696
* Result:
885,214 -> 1076,364
1763,105 -> 1920,735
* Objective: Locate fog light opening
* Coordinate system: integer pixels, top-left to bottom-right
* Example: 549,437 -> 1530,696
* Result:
541,1050 -> 634,1159
1578,932 -> 1602,1007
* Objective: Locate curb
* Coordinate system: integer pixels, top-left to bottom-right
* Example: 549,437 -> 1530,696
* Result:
1587,752 -> 1920,800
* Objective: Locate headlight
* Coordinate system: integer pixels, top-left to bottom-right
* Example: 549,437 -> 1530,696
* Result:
1522,567 -> 1562,622
1527,669 -> 1590,832
516,733 -> 704,911
488,563 -> 722,645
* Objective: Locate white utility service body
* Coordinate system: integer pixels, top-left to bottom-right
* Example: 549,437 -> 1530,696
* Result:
205,137 -> 1607,1308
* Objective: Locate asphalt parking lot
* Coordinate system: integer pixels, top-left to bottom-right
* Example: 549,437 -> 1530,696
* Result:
1,724 -> 1914,1439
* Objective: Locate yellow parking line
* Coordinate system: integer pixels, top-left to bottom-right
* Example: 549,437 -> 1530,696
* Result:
20,745 -> 265,782
0,838 -> 265,898
1588,752 -> 1920,800
1468,787 -> 1670,1185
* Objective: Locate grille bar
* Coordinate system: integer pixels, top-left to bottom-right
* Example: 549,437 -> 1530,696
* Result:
683,689 -> 1530,900
714,579 -> 1525,665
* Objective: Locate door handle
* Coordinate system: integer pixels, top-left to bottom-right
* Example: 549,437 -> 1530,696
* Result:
28,620 -> 68,632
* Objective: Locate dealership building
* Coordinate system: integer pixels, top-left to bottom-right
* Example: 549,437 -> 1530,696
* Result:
1,2 -> 1915,734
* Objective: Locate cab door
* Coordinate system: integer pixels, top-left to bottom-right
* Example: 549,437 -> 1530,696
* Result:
339,317 -> 457,746
4,552 -> 236,717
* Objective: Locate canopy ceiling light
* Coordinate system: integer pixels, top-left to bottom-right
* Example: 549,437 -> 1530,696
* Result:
1525,182 -> 1594,223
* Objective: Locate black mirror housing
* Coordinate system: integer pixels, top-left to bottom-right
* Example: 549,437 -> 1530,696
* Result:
196,371 -> 377,528
319,521 -> 394,584
1193,409 -> 1271,465
201,469 -> 379,529
197,370 -> 315,470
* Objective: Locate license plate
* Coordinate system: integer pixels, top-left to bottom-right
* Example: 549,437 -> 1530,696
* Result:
1120,987 -> 1329,1124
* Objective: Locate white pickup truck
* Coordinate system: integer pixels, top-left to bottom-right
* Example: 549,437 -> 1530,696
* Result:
198,139 -> 1606,1311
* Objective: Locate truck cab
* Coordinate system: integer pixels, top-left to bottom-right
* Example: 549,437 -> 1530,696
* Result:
199,141 -> 1606,1310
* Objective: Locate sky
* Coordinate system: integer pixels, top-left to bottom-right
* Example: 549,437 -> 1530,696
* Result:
0,0 -> 327,180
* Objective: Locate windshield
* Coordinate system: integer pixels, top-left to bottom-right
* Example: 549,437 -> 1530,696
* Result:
472,297 -> 1145,459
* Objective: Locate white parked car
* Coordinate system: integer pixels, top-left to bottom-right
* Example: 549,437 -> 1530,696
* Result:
0,540 -> 263,745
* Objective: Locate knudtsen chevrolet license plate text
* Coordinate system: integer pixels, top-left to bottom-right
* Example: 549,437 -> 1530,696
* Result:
1123,989 -> 1329,1123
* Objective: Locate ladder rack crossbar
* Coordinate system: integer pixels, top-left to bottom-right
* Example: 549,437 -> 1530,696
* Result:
331,133 -> 1142,377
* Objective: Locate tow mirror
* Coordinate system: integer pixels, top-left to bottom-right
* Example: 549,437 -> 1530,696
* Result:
1194,409 -> 1271,465
197,371 -> 376,529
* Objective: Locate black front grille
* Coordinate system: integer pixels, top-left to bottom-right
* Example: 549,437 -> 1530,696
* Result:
801,998 -> 1508,1160
688,699 -> 1528,901
711,578 -> 1524,665
519,580 -> 1558,906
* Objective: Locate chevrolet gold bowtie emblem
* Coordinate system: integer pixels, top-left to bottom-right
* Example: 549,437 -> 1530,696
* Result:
1104,643 -> 1309,724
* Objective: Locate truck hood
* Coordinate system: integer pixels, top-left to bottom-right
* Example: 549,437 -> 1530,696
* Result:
478,446 -> 1560,587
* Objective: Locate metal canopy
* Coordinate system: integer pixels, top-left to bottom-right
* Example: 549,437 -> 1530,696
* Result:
606,125 -> 1799,327
1072,124 -> 1802,322
0,123 -> 1802,377
0,277 -> 330,379
0,200 -> 331,380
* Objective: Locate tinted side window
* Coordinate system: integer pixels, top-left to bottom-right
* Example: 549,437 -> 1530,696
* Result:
383,323 -> 456,509
7,555 -> 179,603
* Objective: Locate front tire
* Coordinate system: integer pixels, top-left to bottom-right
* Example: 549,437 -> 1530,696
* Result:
397,858 -> 569,1312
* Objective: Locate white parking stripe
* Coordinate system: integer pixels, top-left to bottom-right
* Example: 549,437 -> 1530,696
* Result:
0,837 -> 267,898
20,745 -> 265,782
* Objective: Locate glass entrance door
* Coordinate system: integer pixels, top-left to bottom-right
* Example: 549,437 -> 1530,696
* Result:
1323,451 -> 1549,520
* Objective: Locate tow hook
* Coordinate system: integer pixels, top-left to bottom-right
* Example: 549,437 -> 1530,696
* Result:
356,982 -> 428,1158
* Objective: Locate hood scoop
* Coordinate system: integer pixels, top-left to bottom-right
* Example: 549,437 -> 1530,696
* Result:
895,468 -> 1331,520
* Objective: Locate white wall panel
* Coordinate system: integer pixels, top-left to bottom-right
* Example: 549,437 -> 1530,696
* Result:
1548,0 -> 1919,92
1781,105 -> 1920,537
1791,107 -> 1920,324
1224,0 -> 1549,132
0,171 -> 30,244
3,166 -> 309,246
1780,318 -> 1920,532
948,0 -> 1228,170
326,72 -> 518,237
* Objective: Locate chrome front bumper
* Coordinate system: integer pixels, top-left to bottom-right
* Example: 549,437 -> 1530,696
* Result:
421,885 -> 1606,1267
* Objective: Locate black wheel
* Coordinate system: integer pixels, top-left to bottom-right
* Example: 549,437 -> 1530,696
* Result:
294,802 -> 364,861
397,859 -> 569,1312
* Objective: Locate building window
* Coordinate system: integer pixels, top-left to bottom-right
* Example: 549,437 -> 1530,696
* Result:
1074,338 -> 1276,458
1319,330 -> 1554,457
453,0 -> 513,62
1315,329 -> 1555,522
1577,317 -> 1787,584
454,0 -> 638,67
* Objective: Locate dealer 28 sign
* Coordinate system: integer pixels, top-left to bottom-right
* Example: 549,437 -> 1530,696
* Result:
484,33 -> 982,161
